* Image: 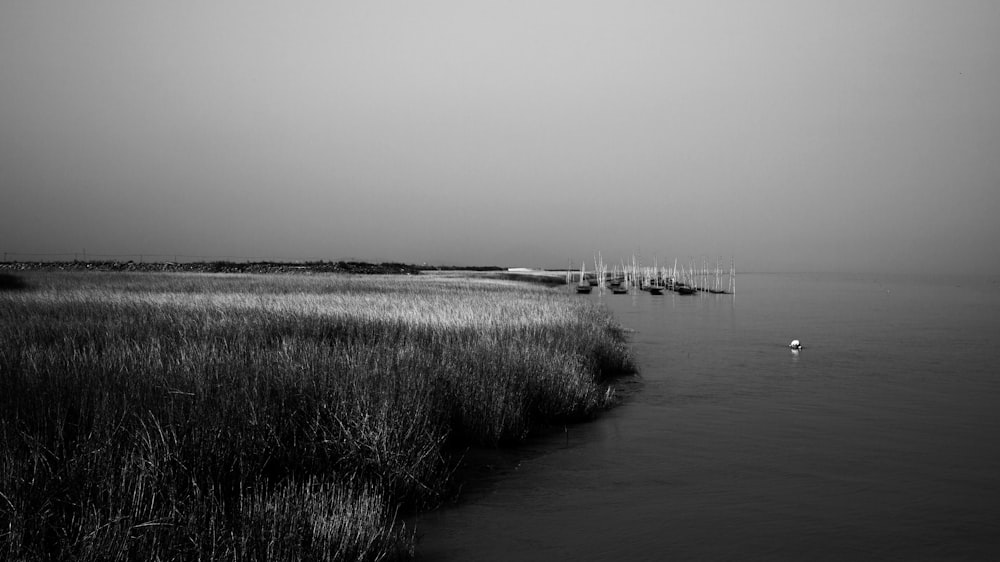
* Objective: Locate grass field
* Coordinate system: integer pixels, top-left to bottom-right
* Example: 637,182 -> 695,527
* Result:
0,271 -> 634,561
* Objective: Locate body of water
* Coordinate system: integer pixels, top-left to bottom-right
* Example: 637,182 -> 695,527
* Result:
413,272 -> 1000,561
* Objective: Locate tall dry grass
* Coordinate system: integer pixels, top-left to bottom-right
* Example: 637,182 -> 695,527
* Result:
0,271 -> 634,560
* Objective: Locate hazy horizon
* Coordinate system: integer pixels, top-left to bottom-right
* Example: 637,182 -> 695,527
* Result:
3,1 -> 999,275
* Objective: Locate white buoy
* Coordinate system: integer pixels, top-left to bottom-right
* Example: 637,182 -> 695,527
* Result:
789,339 -> 802,349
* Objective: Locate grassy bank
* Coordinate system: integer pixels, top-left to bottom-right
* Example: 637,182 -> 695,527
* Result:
0,271 -> 633,560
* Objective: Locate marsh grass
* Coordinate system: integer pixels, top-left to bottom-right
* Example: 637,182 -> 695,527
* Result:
1,271 -> 634,560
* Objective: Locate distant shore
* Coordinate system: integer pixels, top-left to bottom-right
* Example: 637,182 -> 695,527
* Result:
0,259 -> 505,276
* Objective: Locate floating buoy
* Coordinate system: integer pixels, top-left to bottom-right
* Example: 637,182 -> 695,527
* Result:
789,339 -> 802,350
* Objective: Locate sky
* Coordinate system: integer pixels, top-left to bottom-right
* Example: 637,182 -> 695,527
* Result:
2,1 -> 999,273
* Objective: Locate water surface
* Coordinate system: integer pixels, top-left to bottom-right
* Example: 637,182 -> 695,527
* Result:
414,273 -> 1000,561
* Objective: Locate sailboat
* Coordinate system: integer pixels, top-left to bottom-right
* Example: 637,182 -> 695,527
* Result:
576,262 -> 592,294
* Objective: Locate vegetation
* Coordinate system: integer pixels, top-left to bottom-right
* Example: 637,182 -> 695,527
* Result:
0,271 -> 634,560
0,260 -> 426,275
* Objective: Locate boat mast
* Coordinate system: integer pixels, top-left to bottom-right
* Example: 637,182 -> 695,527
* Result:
729,256 -> 736,295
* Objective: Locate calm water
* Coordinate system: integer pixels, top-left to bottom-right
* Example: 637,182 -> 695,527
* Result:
413,273 -> 1000,561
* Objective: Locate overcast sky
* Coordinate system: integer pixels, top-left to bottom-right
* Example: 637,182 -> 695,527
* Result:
2,1 -> 998,272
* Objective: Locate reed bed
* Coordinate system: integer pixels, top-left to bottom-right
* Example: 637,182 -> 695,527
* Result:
0,271 -> 634,561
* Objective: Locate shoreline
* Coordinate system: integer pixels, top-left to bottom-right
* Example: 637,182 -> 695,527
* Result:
1,269 -> 633,560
